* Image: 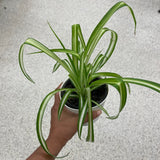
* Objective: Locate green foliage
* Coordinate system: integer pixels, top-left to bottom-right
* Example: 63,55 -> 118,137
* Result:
19,1 -> 160,158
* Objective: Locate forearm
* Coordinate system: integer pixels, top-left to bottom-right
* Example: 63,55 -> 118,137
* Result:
27,136 -> 66,160
26,144 -> 53,160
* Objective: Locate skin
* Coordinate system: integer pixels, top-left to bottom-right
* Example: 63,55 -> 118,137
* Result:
27,83 -> 102,160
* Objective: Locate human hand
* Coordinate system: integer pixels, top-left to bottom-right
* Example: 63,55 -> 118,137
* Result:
27,83 -> 102,160
47,83 -> 102,148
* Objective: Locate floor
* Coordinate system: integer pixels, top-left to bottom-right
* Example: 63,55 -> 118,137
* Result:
0,0 -> 160,159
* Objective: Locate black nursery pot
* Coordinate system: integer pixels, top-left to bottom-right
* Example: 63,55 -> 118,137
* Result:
60,78 -> 108,114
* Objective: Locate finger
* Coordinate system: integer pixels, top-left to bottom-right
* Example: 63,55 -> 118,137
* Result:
56,82 -> 63,90
84,110 -> 102,122
54,82 -> 63,106
93,110 -> 102,120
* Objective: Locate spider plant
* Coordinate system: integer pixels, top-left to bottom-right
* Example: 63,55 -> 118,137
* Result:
19,1 -> 160,158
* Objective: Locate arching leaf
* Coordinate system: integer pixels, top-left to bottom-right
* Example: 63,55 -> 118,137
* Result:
36,88 -> 71,158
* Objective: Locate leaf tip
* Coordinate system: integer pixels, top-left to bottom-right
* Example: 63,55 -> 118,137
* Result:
134,26 -> 137,35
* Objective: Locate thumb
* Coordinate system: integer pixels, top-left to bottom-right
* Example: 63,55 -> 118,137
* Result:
92,110 -> 102,120
54,82 -> 63,106
84,110 -> 102,122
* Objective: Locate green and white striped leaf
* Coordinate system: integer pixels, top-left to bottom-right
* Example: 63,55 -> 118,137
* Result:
84,28 -> 109,63
86,28 -> 118,65
78,100 -> 88,139
86,63 -> 92,75
92,100 -> 120,120
89,72 -> 131,94
27,49 -> 80,59
27,48 -> 80,73
47,21 -> 66,49
98,30 -> 118,69
91,54 -> 104,74
90,78 -> 127,118
19,38 -> 75,83
86,87 -> 94,142
19,44 -> 35,83
52,62 -> 61,73
72,24 -> 79,71
68,74 -> 81,92
91,50 -> 103,67
58,90 -> 73,120
91,100 -> 109,117
36,88 -> 70,158
48,21 -> 74,70
48,20 -> 65,72
77,24 -> 86,49
122,78 -> 160,93
85,1 -> 136,63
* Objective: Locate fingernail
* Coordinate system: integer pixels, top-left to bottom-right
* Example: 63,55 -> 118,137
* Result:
97,110 -> 102,116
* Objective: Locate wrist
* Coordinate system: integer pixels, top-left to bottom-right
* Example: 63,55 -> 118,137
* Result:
46,133 -> 67,156
27,135 -> 65,160
48,127 -> 71,146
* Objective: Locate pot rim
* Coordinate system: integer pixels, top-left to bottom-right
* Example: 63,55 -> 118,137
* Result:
59,78 -> 108,114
